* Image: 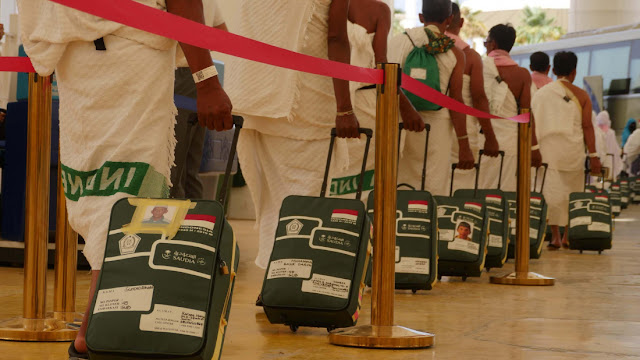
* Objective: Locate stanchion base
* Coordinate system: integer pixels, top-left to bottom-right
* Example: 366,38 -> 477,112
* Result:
329,325 -> 434,349
490,272 -> 555,286
0,313 -> 79,341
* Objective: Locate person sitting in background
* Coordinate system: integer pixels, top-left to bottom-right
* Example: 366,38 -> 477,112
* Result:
623,120 -> 640,176
596,110 -> 623,180
622,118 -> 637,148
529,51 -> 553,93
622,118 -> 638,175
532,51 -> 601,250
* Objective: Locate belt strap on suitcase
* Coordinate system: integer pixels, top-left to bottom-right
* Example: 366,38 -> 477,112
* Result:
320,128 -> 374,199
216,116 -> 244,207
398,123 -> 432,191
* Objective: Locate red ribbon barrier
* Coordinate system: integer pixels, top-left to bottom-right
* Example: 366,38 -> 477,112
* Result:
30,0 -> 529,123
401,74 -> 530,123
0,57 -> 35,73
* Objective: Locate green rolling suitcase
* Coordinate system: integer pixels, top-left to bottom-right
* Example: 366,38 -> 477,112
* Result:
507,164 -> 549,260
454,151 -> 509,271
366,124 -> 439,292
620,178 -> 631,209
609,181 -> 622,217
568,170 -> 613,254
261,128 -> 373,332
86,117 -> 243,360
435,163 -> 489,280
630,176 -> 640,203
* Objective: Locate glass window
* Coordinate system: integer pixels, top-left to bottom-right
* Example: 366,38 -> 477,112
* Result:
590,44 -> 631,94
520,57 -> 531,72
630,40 -> 640,93
574,50 -> 590,90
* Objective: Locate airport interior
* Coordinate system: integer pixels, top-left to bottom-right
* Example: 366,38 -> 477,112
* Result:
1,0 -> 639,359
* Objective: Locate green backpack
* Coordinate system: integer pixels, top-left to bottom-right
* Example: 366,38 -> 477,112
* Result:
402,33 -> 443,111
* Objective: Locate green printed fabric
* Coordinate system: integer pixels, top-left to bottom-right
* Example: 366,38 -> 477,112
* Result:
330,169 -> 374,196
61,161 -> 169,202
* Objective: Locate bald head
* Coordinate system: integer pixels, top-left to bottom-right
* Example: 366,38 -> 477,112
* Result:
421,0 -> 453,24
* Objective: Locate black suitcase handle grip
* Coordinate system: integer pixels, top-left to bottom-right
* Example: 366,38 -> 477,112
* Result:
450,163 -> 480,197
217,116 -> 244,206
532,163 -> 549,193
398,122 -> 431,190
321,128 -> 374,200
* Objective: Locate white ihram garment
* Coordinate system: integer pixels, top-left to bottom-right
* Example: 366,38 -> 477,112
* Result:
389,26 -> 457,196
327,22 -> 377,199
228,0 -> 348,268
19,0 -> 177,269
451,74 -> 482,192
532,80 -> 585,226
480,57 -> 519,191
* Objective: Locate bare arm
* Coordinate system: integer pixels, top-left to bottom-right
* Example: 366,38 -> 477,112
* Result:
517,70 -> 543,167
468,51 -> 498,156
450,47 -> 474,169
372,3 -> 391,63
166,0 -> 232,131
328,0 -> 359,138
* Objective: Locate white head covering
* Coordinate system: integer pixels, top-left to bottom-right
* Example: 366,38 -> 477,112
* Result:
596,111 -> 611,128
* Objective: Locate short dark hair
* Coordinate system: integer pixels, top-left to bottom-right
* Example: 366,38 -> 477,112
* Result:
451,2 -> 461,25
553,51 -> 578,76
530,51 -> 550,72
457,222 -> 471,230
488,24 -> 517,52
422,0 -> 452,23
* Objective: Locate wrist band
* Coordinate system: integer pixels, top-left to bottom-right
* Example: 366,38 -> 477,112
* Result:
531,145 -> 540,151
457,135 -> 468,140
588,152 -> 598,158
193,65 -> 218,83
337,110 -> 354,117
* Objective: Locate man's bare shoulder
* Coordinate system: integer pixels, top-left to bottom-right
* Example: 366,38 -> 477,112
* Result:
567,82 -> 589,102
464,48 -> 482,66
516,66 -> 532,84
371,0 -> 391,17
451,46 -> 465,63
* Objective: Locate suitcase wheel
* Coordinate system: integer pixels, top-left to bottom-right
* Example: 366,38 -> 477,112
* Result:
326,326 -> 336,333
437,275 -> 442,281
598,250 -> 602,255
580,250 -> 583,254
412,289 -> 417,294
289,325 -> 299,333
462,276 -> 468,282
486,267 -> 491,272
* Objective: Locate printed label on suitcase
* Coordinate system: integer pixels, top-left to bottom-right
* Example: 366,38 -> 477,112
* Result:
587,222 -> 610,233
267,259 -> 313,279
179,214 -> 216,236
139,304 -> 206,338
301,274 -> 351,299
407,200 -> 429,213
93,285 -> 154,314
622,197 -> 629,203
439,229 -> 454,241
570,216 -> 591,228
397,219 -> 430,238
612,206 -> 621,213
395,246 -> 400,262
447,238 -> 480,254
149,241 -> 216,279
311,228 -> 360,256
530,228 -> 539,239
485,195 -> 502,205
331,209 -> 359,225
488,234 -> 502,248
396,257 -> 429,274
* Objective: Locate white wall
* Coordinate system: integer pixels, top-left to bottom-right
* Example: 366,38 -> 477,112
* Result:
570,0 -> 640,32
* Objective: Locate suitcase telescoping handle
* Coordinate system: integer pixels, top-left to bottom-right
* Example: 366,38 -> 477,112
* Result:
532,163 -> 549,193
607,153 -> 615,181
398,122 -> 431,191
477,150 -> 506,190
320,128 -> 374,200
583,156 -> 606,192
217,116 -> 244,207
450,162 -> 480,197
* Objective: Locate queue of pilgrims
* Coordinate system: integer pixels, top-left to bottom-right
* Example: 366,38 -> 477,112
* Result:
21,0 -> 639,356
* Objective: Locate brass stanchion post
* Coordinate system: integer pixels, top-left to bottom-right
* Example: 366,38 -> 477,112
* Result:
0,73 -> 78,341
329,64 -> 434,348
490,111 -> 554,286
53,161 -> 82,325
